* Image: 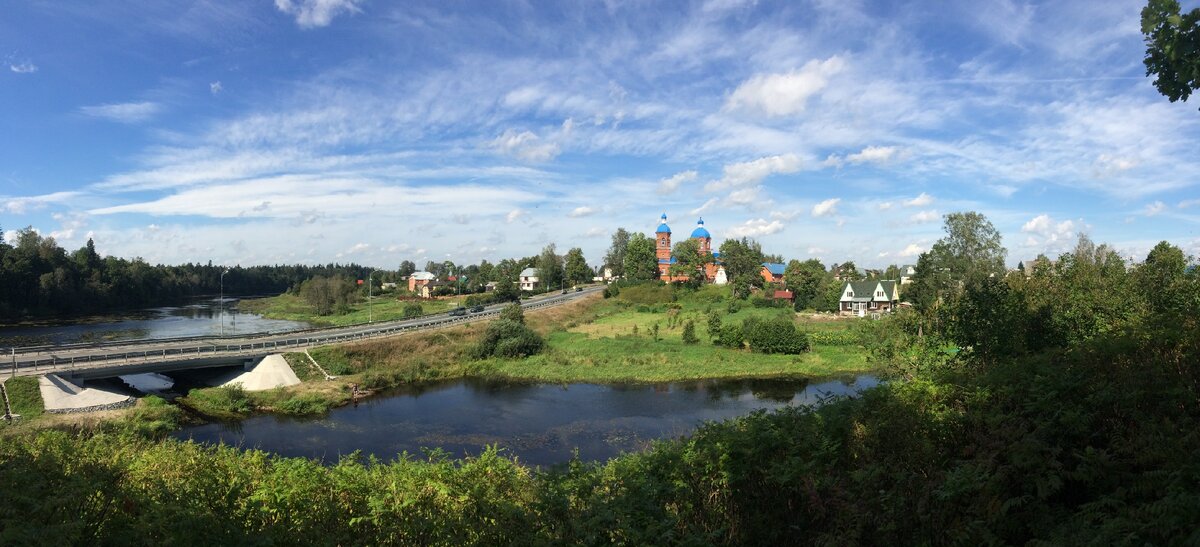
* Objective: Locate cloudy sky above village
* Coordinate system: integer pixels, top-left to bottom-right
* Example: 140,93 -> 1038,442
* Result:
2,0 -> 1198,269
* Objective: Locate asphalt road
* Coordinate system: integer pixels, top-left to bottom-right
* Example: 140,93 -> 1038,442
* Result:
5,286 -> 604,377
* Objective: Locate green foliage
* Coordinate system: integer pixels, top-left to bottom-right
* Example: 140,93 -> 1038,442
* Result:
1142,0 -> 1200,108
474,320 -> 544,359
602,283 -> 620,299
726,299 -> 743,314
784,258 -> 827,309
706,312 -> 722,341
651,323 -> 660,342
668,238 -> 710,287
604,227 -> 630,278
617,283 -> 673,305
908,211 -> 1007,312
537,243 -> 565,291
499,302 -> 525,324
275,393 -> 333,416
402,302 -> 424,318
299,275 -> 360,316
564,247 -> 591,286
681,319 -> 698,345
717,237 -> 765,299
4,376 -> 43,419
716,323 -> 744,348
742,316 -> 810,354
623,232 -> 659,282
181,385 -> 253,417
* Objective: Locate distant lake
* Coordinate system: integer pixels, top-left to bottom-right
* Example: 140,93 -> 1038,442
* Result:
0,298 -> 313,347
174,374 -> 881,467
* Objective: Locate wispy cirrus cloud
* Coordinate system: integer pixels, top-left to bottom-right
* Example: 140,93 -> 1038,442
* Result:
79,101 -> 162,123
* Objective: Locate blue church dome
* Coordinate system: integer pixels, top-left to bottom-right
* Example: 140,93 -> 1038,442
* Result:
656,213 -> 672,234
690,217 -> 711,239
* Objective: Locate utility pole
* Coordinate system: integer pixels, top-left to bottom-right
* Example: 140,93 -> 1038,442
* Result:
368,269 -> 374,324
220,269 -> 230,338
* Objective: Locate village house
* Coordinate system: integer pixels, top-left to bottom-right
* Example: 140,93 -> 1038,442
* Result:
407,271 -> 436,295
839,280 -> 900,317
899,265 -> 917,285
518,267 -> 540,291
761,262 -> 786,284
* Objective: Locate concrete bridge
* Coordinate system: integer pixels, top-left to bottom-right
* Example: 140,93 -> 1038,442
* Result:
6,287 -> 601,382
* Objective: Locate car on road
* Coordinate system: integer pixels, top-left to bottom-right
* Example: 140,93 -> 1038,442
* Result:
469,305 -> 485,313
449,307 -> 467,316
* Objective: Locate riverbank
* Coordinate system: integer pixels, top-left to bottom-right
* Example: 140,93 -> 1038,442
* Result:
237,292 -> 469,327
3,286 -> 878,432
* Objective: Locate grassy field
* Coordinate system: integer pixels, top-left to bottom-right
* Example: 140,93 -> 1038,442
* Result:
3,376 -> 43,419
237,292 -> 471,326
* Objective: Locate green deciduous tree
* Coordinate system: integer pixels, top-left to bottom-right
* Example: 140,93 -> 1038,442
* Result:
564,247 -> 591,286
668,238 -> 710,287
537,244 -> 564,291
604,228 -> 630,277
718,238 -> 765,299
1142,0 -> 1200,109
784,259 -> 827,309
623,233 -> 659,282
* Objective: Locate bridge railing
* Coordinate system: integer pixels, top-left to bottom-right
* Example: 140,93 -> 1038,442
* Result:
6,289 -> 594,376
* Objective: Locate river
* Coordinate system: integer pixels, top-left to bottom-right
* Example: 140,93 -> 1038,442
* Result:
174,374 -> 880,467
0,298 -> 314,347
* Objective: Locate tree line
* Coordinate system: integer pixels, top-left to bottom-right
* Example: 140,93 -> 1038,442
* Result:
0,227 -> 373,320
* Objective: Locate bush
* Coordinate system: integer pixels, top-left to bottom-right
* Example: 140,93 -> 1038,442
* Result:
475,319 -> 543,358
716,323 -> 744,349
743,316 -> 809,354
806,330 -> 860,346
707,312 -> 722,341
402,302 -> 424,318
276,393 -> 332,416
727,299 -> 743,314
750,295 -> 778,308
603,284 -> 620,298
682,320 -> 699,345
499,303 -> 525,324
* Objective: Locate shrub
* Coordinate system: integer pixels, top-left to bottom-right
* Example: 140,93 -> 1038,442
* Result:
276,393 -> 332,416
402,302 -> 424,318
727,299 -> 743,314
475,319 -> 543,358
682,320 -> 698,345
707,312 -> 722,341
807,330 -> 860,346
499,303 -> 525,324
743,316 -> 809,354
717,323 -> 744,349
750,295 -> 777,308
603,284 -> 620,298
618,283 -> 674,305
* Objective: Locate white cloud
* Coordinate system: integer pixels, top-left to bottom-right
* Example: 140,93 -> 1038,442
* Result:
811,198 -> 840,217
910,210 -> 939,224
1180,199 -> 1200,209
903,192 -> 934,207
583,227 -> 607,237
726,218 -> 785,238
492,129 -> 560,162
807,246 -> 827,255
897,243 -> 925,258
657,170 -> 698,194
346,242 -> 370,254
79,101 -> 162,123
568,206 -> 596,218
724,56 -> 845,116
2,191 -> 80,214
1021,214 -> 1078,252
769,209 -> 801,221
691,197 -> 720,216
726,186 -> 764,206
274,0 -> 362,28
877,202 -> 894,211
506,209 -> 526,224
1143,201 -> 1166,217
705,154 -> 801,192
849,145 -> 900,164
9,61 -> 37,74
210,81 -> 223,95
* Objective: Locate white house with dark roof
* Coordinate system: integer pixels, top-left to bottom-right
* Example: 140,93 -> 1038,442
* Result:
839,280 -> 900,317
518,267 -> 540,291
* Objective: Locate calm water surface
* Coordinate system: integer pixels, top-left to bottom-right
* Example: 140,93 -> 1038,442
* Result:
0,298 -> 313,346
175,375 -> 880,466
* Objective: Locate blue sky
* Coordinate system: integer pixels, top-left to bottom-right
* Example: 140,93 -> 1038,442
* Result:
2,0 -> 1198,269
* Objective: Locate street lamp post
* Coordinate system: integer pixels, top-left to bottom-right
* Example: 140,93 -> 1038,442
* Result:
219,269 -> 230,338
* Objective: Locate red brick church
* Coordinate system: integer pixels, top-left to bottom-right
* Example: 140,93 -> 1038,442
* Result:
655,213 -> 724,283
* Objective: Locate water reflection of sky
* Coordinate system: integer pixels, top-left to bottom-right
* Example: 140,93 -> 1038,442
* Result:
175,375 -> 880,467
0,299 -> 314,346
